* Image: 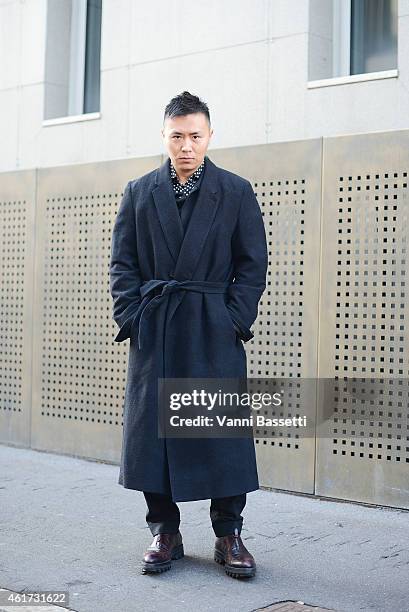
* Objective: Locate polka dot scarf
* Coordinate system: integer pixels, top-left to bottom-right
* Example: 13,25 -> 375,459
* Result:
169,158 -> 205,205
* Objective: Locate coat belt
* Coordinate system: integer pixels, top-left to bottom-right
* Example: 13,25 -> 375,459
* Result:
134,279 -> 230,350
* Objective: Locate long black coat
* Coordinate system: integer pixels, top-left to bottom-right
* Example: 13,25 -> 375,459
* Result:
109,155 -> 268,501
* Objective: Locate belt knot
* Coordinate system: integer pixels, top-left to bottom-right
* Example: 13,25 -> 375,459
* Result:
135,278 -> 230,350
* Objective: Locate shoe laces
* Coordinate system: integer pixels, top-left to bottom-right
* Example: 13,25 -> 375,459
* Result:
152,534 -> 170,551
228,528 -> 243,555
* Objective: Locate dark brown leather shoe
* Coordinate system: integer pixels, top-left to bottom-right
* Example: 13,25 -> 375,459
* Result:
214,528 -> 256,578
141,531 -> 184,574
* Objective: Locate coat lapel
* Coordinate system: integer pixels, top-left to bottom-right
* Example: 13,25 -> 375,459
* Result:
174,155 -> 220,279
152,155 -> 220,277
152,160 -> 184,264
152,155 -> 221,321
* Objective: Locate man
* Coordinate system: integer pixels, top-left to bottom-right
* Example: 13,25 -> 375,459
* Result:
109,91 -> 268,579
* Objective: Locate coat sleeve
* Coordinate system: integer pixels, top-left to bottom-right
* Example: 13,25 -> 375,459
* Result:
109,180 -> 142,343
226,180 -> 268,342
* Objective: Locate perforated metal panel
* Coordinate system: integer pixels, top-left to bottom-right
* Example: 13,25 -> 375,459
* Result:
317,130 -> 409,508
0,170 -> 36,447
2,134 -> 409,509
31,157 -> 161,461
211,142 -> 322,493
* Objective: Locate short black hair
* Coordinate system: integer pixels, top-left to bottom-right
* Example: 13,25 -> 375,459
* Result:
164,91 -> 211,127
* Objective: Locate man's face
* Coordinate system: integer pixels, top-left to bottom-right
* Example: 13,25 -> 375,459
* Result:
161,112 -> 213,176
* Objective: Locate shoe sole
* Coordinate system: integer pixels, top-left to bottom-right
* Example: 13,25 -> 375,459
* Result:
141,543 -> 184,574
214,548 -> 256,579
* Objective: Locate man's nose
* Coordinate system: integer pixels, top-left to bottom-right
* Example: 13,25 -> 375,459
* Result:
181,139 -> 193,150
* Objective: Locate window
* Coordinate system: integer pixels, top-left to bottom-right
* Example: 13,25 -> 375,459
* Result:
44,0 -> 102,121
350,0 -> 397,75
308,0 -> 398,83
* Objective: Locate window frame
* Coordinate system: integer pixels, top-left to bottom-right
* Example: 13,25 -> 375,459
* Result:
43,0 -> 102,124
308,0 -> 398,88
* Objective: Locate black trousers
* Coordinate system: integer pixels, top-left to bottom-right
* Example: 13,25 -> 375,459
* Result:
143,491 -> 247,537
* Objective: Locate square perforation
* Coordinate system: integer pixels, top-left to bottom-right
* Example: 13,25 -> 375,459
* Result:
332,171 -> 409,464
39,191 -> 128,427
0,198 -> 27,414
247,178 -> 307,451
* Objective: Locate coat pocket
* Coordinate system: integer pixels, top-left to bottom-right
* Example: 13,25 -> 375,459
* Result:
223,301 -> 255,343
222,300 -> 238,337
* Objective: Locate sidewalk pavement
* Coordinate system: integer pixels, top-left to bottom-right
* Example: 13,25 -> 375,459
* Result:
1,444 -> 408,612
